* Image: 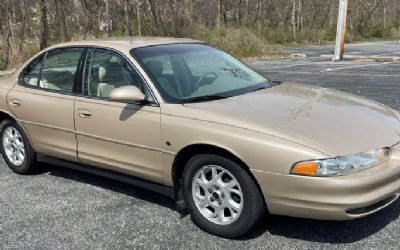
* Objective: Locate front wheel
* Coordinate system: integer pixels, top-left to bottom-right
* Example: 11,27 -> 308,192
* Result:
182,154 -> 265,238
0,120 -> 36,174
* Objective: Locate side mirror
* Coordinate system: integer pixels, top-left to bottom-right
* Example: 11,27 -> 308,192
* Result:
109,86 -> 146,103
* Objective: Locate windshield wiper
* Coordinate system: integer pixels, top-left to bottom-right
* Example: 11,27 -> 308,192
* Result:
181,95 -> 231,103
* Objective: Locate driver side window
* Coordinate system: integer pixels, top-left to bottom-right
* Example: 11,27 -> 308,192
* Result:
83,48 -> 144,99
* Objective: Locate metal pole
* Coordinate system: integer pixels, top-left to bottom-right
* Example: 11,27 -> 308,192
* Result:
106,0 -> 112,37
333,0 -> 348,61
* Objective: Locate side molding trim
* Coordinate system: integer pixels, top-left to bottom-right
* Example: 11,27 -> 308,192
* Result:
37,154 -> 175,199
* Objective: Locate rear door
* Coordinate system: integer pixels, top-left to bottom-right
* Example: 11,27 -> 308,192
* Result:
7,48 -> 84,161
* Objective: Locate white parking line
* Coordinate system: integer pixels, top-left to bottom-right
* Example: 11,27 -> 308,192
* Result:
247,59 -> 297,65
371,52 -> 400,57
345,41 -> 397,46
345,51 -> 400,57
301,50 -> 333,55
320,61 -> 399,73
346,50 -> 393,55
258,61 -> 336,70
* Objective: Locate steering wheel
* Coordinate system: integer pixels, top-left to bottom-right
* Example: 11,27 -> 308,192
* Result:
195,72 -> 218,88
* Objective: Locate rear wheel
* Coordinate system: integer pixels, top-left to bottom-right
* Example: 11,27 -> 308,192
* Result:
0,120 -> 36,174
182,154 -> 265,238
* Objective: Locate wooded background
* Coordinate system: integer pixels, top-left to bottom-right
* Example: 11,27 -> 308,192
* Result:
1,0 -> 399,69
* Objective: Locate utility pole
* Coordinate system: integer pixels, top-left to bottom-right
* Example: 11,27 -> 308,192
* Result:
105,0 -> 112,37
333,0 -> 348,61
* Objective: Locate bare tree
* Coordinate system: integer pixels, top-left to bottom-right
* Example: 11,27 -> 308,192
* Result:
39,0 -> 48,49
124,0 -> 133,36
0,0 -> 399,69
291,0 -> 297,40
216,0 -> 221,28
1,0 -> 11,68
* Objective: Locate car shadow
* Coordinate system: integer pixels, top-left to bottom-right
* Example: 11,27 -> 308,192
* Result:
239,198 -> 400,243
39,164 -> 176,211
119,104 -> 139,121
35,164 -> 400,243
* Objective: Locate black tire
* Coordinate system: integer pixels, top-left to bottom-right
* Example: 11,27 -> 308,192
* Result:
0,119 -> 36,174
182,154 -> 265,238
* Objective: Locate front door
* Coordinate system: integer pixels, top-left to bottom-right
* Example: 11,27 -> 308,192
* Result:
7,48 -> 84,161
74,48 -> 163,183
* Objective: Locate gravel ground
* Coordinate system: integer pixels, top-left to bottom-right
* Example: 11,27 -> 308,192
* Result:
1,41 -> 400,250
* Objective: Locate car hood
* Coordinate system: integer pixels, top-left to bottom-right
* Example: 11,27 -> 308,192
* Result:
183,83 -> 400,156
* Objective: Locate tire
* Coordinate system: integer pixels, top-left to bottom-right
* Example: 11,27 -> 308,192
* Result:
182,154 -> 265,238
0,119 -> 36,174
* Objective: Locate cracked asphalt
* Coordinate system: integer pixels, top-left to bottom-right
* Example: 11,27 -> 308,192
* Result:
1,41 -> 400,249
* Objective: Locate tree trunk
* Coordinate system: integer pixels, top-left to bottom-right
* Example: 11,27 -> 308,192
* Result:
148,0 -> 159,35
223,0 -> 228,25
297,0 -> 303,33
238,0 -> 242,26
105,0 -> 112,37
1,0 -> 11,68
291,0 -> 297,40
184,0 -> 193,25
137,1 -> 141,36
39,0 -> 48,50
124,0 -> 132,36
243,0 -> 248,26
257,0 -> 263,33
252,0 -> 261,28
216,0 -> 221,28
56,0 -> 67,42
18,0 -> 27,53
2,30 -> 11,68
383,0 -> 387,29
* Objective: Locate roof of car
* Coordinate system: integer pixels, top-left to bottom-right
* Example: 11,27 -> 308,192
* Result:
47,37 -> 202,52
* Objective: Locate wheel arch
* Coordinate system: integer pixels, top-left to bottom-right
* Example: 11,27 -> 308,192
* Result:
171,143 -> 267,211
0,110 -> 36,152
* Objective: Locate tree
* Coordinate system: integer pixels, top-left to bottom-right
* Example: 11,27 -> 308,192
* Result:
124,0 -> 132,36
39,0 -> 48,50
291,0 -> 297,40
216,0 -> 221,28
0,0 -> 400,69
1,1 -> 11,68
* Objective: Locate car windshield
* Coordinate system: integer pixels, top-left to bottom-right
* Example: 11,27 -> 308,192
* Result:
131,43 -> 271,103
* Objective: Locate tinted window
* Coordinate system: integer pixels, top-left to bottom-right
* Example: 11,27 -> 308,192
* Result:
83,48 -> 145,99
19,55 -> 44,86
39,48 -> 83,93
131,44 -> 270,103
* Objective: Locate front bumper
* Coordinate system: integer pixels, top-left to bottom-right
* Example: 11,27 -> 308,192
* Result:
252,144 -> 400,220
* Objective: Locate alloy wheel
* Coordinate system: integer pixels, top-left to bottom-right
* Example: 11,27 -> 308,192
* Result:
2,127 -> 25,166
191,165 -> 243,225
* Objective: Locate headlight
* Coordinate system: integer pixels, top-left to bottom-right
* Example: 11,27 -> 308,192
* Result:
290,147 -> 391,176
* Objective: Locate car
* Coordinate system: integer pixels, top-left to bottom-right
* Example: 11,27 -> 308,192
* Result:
0,37 -> 400,238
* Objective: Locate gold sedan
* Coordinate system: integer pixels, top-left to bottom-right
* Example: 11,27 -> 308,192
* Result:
0,37 -> 400,238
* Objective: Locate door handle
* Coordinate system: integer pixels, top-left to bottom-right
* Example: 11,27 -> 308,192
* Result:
9,99 -> 22,107
78,109 -> 92,118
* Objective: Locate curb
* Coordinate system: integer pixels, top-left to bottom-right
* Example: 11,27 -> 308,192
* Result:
319,54 -> 400,62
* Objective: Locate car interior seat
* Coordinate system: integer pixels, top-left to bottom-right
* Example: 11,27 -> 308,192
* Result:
145,60 -> 179,98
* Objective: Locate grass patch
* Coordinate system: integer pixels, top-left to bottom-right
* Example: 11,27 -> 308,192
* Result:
192,26 -> 288,59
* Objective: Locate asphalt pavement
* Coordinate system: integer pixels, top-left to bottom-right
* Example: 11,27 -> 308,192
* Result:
1,41 -> 400,249
285,40 -> 400,58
